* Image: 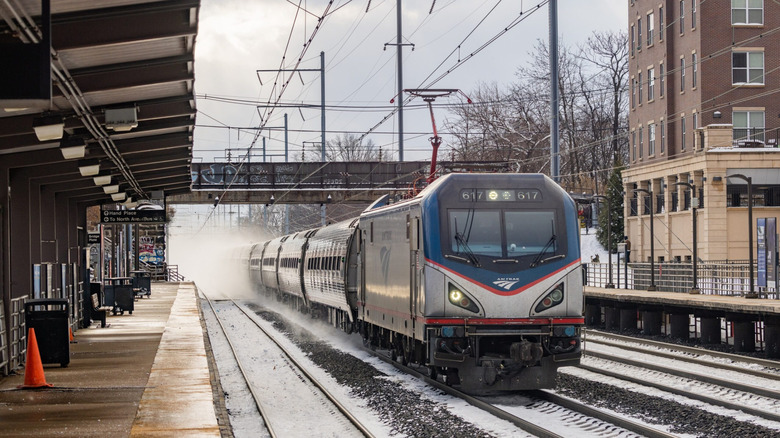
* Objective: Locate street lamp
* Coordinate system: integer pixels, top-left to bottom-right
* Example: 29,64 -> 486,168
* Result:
633,188 -> 657,291
674,181 -> 700,294
593,195 -> 615,288
727,174 -> 757,298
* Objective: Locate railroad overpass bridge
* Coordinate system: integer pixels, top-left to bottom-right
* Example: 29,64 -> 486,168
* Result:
167,160 -> 512,205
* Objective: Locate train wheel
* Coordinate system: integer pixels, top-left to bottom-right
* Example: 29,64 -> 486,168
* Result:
444,369 -> 460,386
426,366 -> 438,381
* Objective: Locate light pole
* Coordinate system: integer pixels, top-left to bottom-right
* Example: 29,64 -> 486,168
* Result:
633,188 -> 657,291
674,181 -> 699,294
727,174 -> 757,298
593,195 -> 614,288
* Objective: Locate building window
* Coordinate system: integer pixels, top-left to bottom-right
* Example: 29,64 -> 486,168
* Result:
648,123 -> 656,155
691,0 -> 697,28
732,51 -> 764,84
660,62 -> 665,97
728,184 -> 780,207
637,17 -> 642,51
638,72 -> 643,104
647,12 -> 654,45
680,0 -> 685,33
732,0 -> 763,25
631,24 -> 635,57
631,77 -> 636,108
692,53 -> 697,88
659,6 -> 664,40
632,130 -> 637,161
733,110 -> 765,142
660,120 -> 666,154
648,68 -> 655,100
693,112 -> 699,148
680,58 -> 685,91
639,126 -> 644,158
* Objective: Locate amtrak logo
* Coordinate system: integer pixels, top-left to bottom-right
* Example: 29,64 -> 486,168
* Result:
380,246 -> 392,281
493,278 -> 519,290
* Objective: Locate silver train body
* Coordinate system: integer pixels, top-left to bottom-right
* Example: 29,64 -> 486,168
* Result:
246,173 -> 584,393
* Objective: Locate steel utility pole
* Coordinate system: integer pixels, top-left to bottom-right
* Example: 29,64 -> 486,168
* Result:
257,52 -> 325,161
384,1 -> 413,161
320,51 -> 326,160
397,0 -> 404,161
549,0 -> 560,183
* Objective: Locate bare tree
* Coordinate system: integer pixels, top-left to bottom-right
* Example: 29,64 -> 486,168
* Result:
580,30 -> 629,167
326,133 -> 378,161
444,31 -> 629,194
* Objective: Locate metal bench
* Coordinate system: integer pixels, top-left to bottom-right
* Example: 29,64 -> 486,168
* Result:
91,292 -> 112,328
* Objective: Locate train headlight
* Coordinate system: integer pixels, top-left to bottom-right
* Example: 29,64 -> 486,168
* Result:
534,284 -> 565,313
447,283 -> 479,313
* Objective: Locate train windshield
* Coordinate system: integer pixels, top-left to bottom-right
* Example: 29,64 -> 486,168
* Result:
448,209 -> 558,261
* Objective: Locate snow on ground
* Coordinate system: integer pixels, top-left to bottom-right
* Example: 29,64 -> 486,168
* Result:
580,228 -> 609,263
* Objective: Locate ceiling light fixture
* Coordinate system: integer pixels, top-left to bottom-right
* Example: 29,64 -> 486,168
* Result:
32,114 -> 64,141
111,192 -> 126,202
105,107 -> 138,132
93,171 -> 112,186
78,159 -> 100,176
59,136 -> 86,159
103,184 -> 119,194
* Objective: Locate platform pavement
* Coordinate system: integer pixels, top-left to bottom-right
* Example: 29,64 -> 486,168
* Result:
585,285 -> 780,316
0,282 -> 223,437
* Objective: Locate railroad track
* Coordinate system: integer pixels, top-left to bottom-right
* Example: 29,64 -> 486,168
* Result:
371,348 -> 676,438
581,330 -> 780,423
201,292 -> 374,438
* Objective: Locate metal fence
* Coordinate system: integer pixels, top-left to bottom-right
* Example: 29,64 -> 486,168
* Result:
584,260 -> 779,299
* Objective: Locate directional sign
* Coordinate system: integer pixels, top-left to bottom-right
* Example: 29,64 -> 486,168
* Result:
100,209 -> 166,224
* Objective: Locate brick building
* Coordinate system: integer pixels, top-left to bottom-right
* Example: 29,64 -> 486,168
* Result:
624,0 -> 780,263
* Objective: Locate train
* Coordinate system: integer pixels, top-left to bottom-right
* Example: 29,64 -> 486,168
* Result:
240,173 -> 584,393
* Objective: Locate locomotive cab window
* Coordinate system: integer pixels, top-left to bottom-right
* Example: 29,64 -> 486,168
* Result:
446,208 -> 560,268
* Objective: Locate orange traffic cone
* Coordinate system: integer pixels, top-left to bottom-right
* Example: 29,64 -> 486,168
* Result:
69,327 -> 75,343
18,328 -> 53,389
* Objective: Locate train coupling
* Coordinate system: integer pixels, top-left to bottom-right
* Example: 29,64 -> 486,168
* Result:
510,340 -> 543,366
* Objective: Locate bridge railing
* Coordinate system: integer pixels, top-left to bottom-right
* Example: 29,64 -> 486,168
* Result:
191,161 -> 430,191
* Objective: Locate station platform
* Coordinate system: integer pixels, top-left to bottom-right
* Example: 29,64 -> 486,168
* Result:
0,282 -> 226,437
584,285 -> 780,357
585,285 -> 780,316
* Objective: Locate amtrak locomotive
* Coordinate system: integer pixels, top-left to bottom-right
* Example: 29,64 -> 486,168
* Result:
244,173 -> 584,393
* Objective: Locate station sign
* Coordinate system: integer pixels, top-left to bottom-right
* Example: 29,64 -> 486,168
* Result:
100,209 -> 167,224
87,232 -> 100,244
757,217 -> 777,289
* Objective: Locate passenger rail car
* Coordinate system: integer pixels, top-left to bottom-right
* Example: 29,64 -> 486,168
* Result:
245,173 -> 584,393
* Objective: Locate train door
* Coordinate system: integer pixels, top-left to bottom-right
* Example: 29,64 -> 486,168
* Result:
358,227 -> 366,319
409,214 -> 420,332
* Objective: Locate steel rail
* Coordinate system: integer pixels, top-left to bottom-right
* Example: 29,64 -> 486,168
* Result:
585,329 -> 780,372
368,350 -> 565,438
584,348 -> 780,400
584,334 -> 780,380
575,362 -> 780,423
200,289 -> 278,438
530,390 -> 678,438
371,347 -> 675,438
233,301 -> 375,438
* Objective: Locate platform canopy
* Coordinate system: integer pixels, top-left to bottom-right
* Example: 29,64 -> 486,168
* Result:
0,0 -> 198,204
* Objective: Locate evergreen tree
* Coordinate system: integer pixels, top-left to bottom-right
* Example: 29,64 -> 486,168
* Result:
596,164 -> 625,252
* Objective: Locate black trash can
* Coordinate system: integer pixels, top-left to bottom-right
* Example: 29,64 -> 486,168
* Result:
130,271 -> 151,297
105,277 -> 134,315
25,299 -> 70,367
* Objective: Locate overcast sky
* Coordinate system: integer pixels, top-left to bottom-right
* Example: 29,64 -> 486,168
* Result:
193,0 -> 628,163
